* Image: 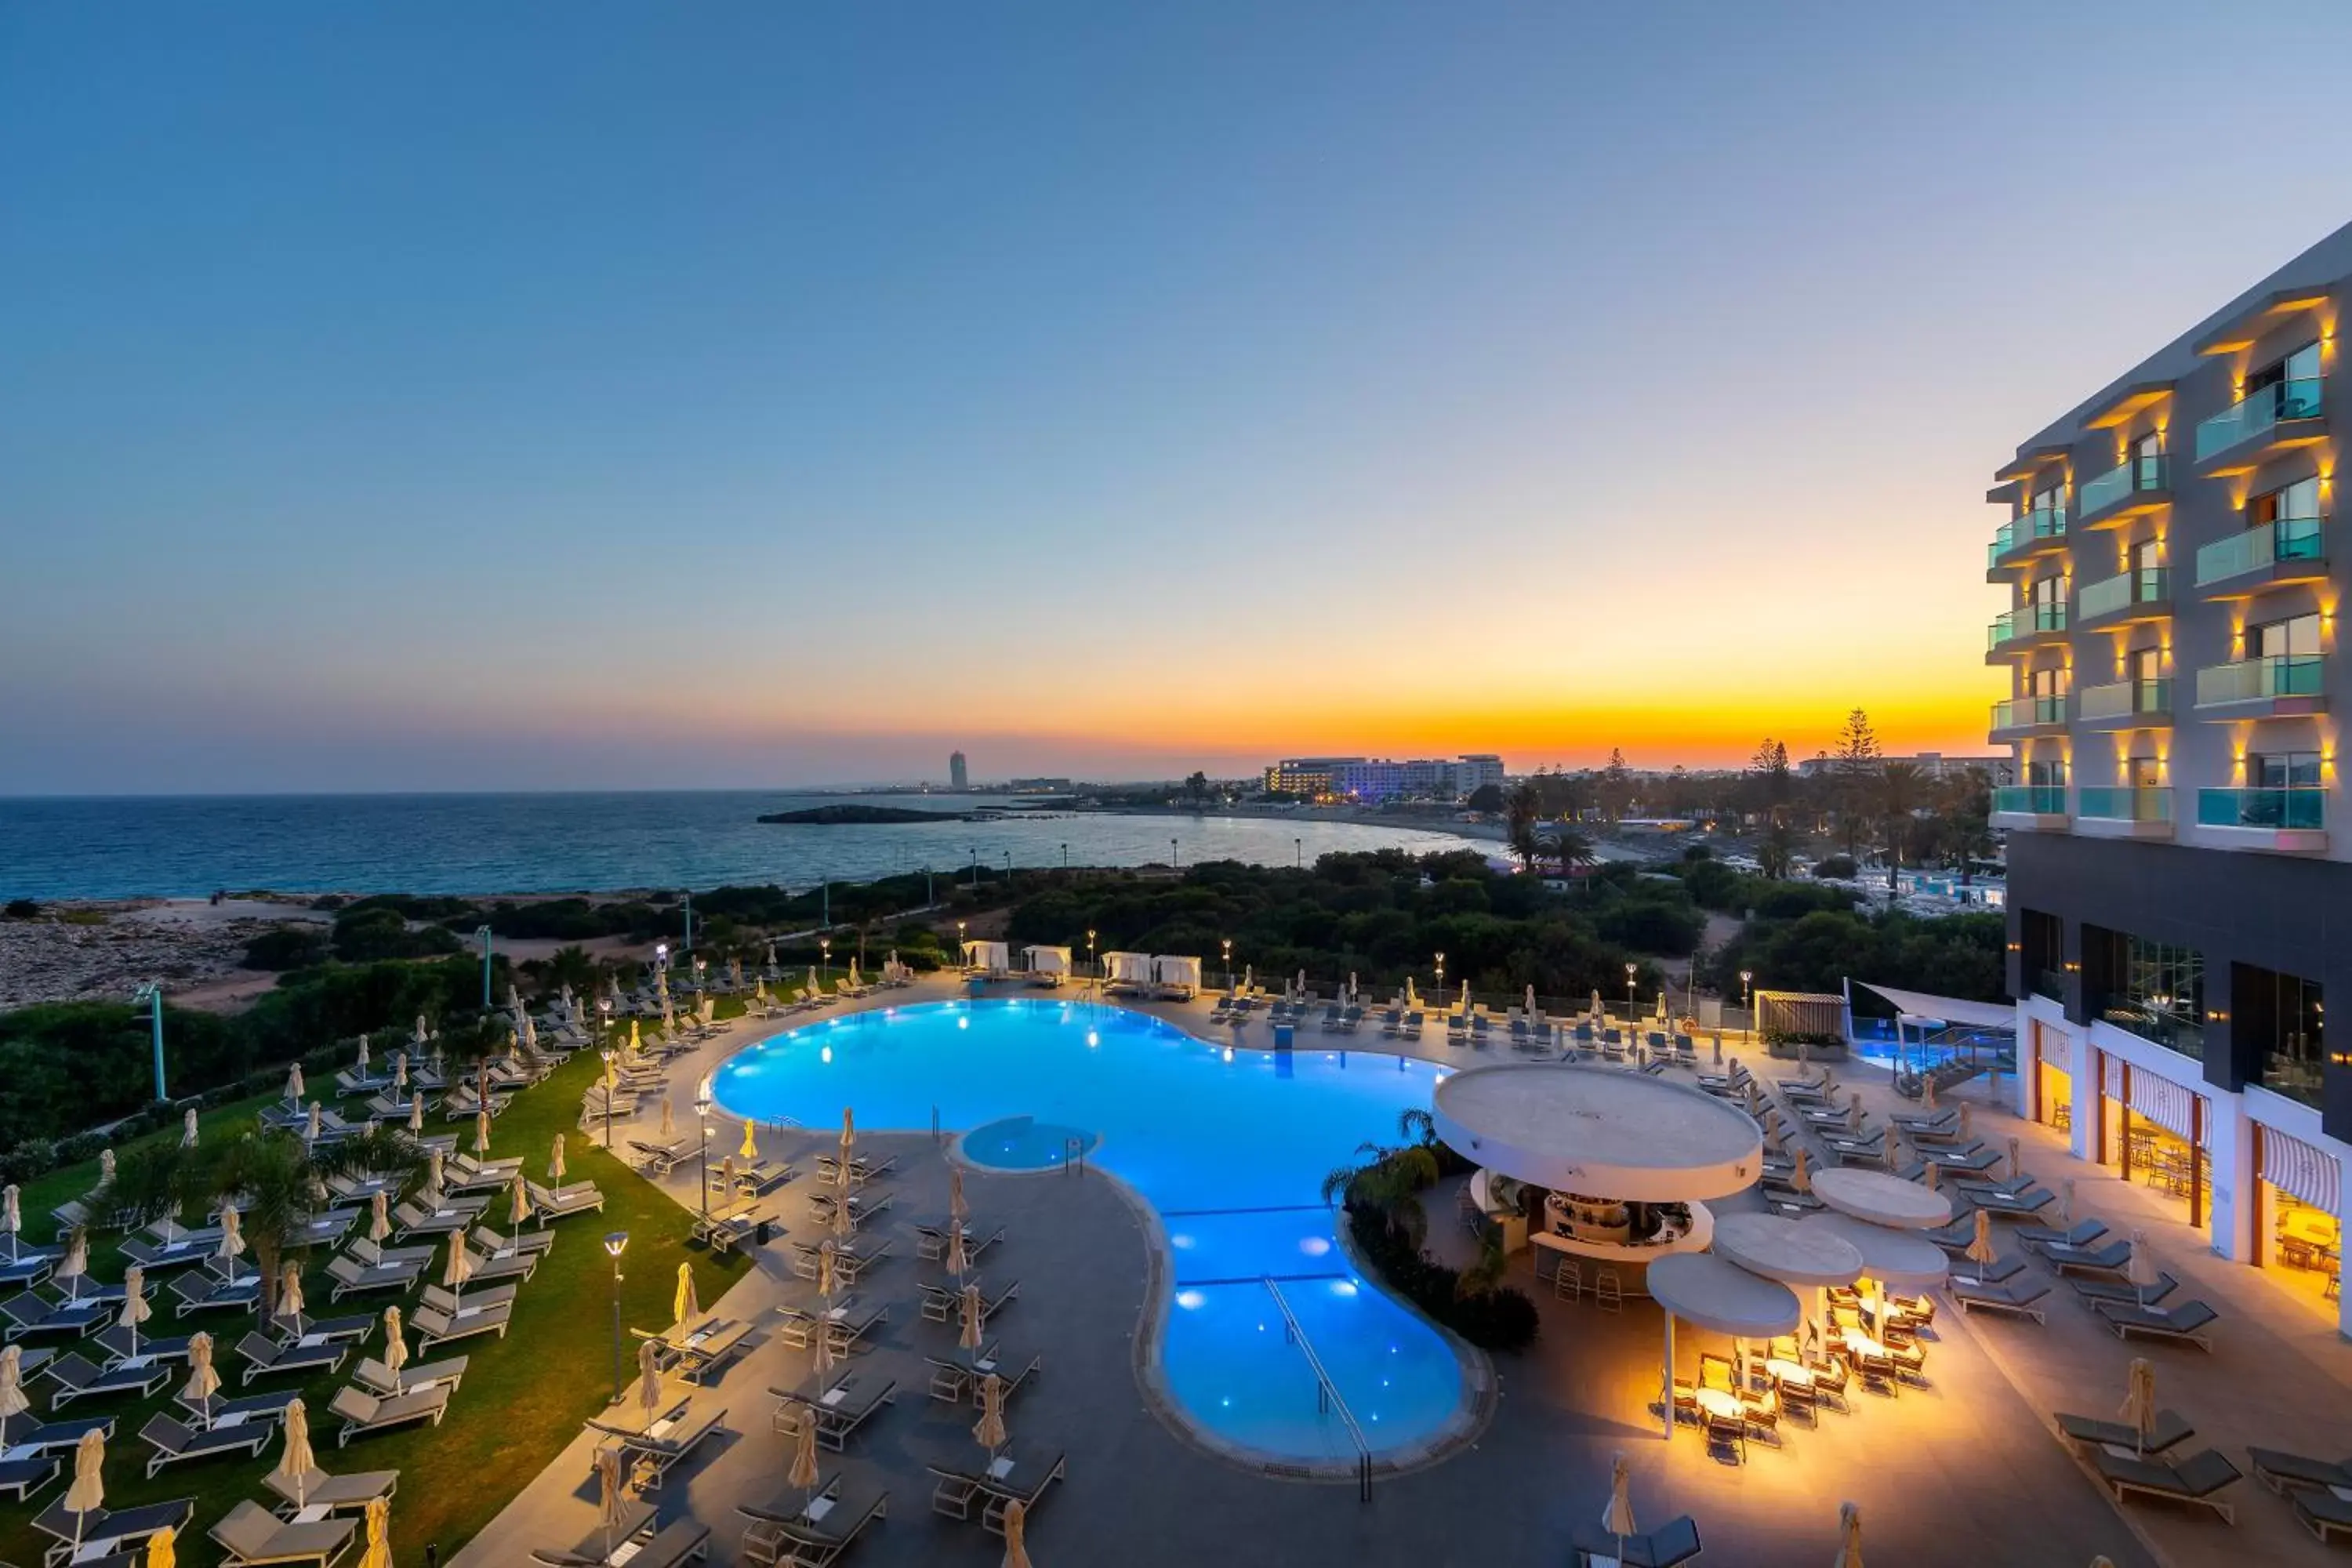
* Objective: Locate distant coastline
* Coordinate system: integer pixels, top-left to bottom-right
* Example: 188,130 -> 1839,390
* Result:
756,804 -> 967,825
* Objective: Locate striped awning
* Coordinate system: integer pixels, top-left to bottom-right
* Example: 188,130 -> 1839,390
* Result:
2259,1124 -> 2341,1214
2128,1070 -> 2201,1144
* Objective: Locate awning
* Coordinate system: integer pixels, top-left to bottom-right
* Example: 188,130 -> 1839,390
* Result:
1850,982 -> 2013,1032
1646,1254 -> 1802,1338
1711,1213 -> 1864,1289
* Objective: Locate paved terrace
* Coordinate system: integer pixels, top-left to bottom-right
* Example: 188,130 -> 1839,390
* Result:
453,975 -> 2344,1567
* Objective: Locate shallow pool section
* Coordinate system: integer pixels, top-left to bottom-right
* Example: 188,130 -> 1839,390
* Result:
710,998 -> 1468,1465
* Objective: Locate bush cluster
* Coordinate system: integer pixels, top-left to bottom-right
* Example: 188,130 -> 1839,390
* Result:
1345,1205 -> 1541,1352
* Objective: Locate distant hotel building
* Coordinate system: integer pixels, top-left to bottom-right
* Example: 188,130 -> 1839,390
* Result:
949,750 -> 968,790
1795,751 -> 2013,783
1984,222 -> 2350,1330
1265,753 -> 1505,803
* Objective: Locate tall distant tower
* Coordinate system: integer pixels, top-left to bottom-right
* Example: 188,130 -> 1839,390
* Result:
949,750 -> 968,790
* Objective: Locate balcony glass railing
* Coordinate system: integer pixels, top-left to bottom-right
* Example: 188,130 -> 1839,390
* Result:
2196,786 -> 2325,831
2078,453 -> 2169,517
2077,677 -> 2171,721
2094,995 -> 2207,1059
1987,603 -> 2067,649
2078,786 -> 2173,823
2195,377 -> 2323,462
1993,784 -> 2068,816
2194,653 -> 2323,706
2194,516 -> 2324,586
2077,567 -> 2169,622
1990,695 -> 2066,731
1987,504 -> 2067,568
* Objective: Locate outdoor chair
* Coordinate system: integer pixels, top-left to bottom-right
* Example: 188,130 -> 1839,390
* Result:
30,1497 -> 194,1564
2096,1298 -> 2218,1349
2092,1446 -> 2243,1523
209,1498 -> 358,1568
354,1353 -> 467,1396
233,1331 -> 350,1386
42,1352 -> 170,1410
2249,1447 -> 2352,1494
2289,1487 -> 2352,1545
1573,1514 -> 1703,1567
263,1465 -> 398,1519
2057,1408 -> 2192,1455
2070,1272 -> 2177,1308
138,1412 -> 273,1477
412,1298 -> 511,1349
1948,1277 -> 2050,1322
739,1483 -> 888,1568
327,1385 -> 450,1446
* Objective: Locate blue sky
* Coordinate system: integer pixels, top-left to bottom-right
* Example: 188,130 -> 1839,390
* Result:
6,2 -> 2352,791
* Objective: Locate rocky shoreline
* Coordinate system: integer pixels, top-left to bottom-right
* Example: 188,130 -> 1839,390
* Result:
0,898 -> 324,1011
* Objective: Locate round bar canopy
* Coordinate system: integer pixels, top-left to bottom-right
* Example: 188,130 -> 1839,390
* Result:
1646,1253 -> 1802,1338
1432,1064 -> 1763,1203
1805,1214 -> 1951,1291
1809,1167 -> 1953,1230
1711,1212 -> 1865,1288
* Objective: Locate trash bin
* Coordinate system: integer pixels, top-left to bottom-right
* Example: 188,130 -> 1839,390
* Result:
755,1218 -> 774,1246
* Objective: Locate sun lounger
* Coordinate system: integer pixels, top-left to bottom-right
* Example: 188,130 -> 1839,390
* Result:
1945,1254 -> 2027,1287
347,1237 -> 435,1270
772,1376 -> 895,1450
2095,1298 -> 2217,1349
2092,1446 -> 2242,1522
176,1386 -> 298,1428
390,1200 -> 485,1240
118,1231 -> 223,1272
2057,1407 -> 2193,1454
210,1498 -> 358,1568
263,1465 -> 398,1516
2249,1446 -> 2352,1494
2288,1486 -> 2352,1545
728,1160 -> 797,1199
2,1290 -> 110,1341
590,1399 -> 727,1490
267,1312 -> 375,1346
790,1236 -> 893,1285
458,1245 -> 538,1284
2045,1238 -> 2133,1276
164,1270 -> 259,1318
538,1518 -> 705,1568
469,1224 -> 555,1259
923,1348 -> 1040,1406
630,1137 -> 695,1174
354,1353 -> 466,1396
1,1411 -> 113,1460
0,1453 -> 58,1501
739,1481 -> 887,1568
411,1298 -> 511,1349
1947,1276 -> 2051,1322
1572,1513 -> 1703,1566
42,1351 -> 170,1410
913,1222 -> 997,1263
32,1497 -> 196,1564
1968,1183 -> 2056,1218
224,1331 -> 345,1387
326,1385 -> 450,1446
324,1254 -> 423,1301
139,1411 -> 272,1477
633,1317 -> 753,1384
808,1190 -> 892,1231
815,1153 -> 898,1188
0,1248 -> 59,1290
524,1181 -> 604,1221
2070,1272 -> 2177,1307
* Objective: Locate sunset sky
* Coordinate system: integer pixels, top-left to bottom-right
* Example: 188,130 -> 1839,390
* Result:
7,2 -> 2352,793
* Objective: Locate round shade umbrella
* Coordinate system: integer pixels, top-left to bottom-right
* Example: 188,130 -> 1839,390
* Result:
475,1112 -> 493,1156
1833,1501 -> 1863,1566
739,1120 -> 758,1162
369,1192 -> 391,1244
673,1262 -> 698,1327
0,1344 -> 30,1424
442,1233 -> 474,1298
382,1307 -> 408,1396
407,1094 -> 425,1135
183,1332 -> 220,1425
637,1338 -> 662,1429
274,1397 -> 316,1508
946,1226 -> 970,1279
550,1134 -> 568,1184
510,1173 -> 532,1229
181,1109 -> 199,1149
817,1240 -> 839,1301
1602,1451 -> 1635,1560
146,1526 -> 175,1568
358,1497 -> 391,1568
973,1372 -> 1007,1452
279,1261 -> 305,1330
1964,1210 -> 1997,1269
423,1152 -> 446,1208
287,1065 -> 305,1102
959,1283 -> 985,1363
2125,1229 -> 2160,1305
1000,1499 -> 1033,1568
217,1207 -> 245,1285
659,1094 -> 675,1140
66,1427 -> 105,1550
58,1229 -> 89,1301
119,1265 -> 151,1357
949,1168 -> 968,1226
2007,1136 -> 2024,1181
788,1410 -> 820,1500
2122,1356 -> 2157,1455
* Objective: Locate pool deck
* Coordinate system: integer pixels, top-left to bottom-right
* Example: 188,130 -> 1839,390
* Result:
456,975 -> 2348,1566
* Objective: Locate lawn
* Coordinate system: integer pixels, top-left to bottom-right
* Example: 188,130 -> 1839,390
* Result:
0,1046 -> 751,1568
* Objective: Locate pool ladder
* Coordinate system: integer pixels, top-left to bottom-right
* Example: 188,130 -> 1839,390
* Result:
1260,1276 -> 1374,1501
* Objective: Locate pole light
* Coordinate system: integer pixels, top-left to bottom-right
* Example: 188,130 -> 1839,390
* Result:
1221,938 -> 1233,991
475,927 -> 493,1009
603,1232 -> 630,1403
682,892 -> 694,955
1626,960 -> 1637,1020
132,982 -> 166,1102
696,1098 -> 712,1218
597,1051 -> 616,1149
1741,970 -> 1755,1038
1294,837 -> 1301,869
1435,952 -> 1446,996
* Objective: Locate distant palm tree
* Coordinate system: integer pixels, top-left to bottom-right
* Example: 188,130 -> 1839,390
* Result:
1877,760 -> 1927,890
1756,819 -> 1796,880
1542,822 -> 1596,874
1505,782 -> 1542,872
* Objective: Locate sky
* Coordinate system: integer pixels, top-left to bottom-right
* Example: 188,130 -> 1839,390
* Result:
7,2 -> 2352,793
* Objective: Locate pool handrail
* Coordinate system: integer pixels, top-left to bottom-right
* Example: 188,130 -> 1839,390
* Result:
1260,1275 -> 1374,1499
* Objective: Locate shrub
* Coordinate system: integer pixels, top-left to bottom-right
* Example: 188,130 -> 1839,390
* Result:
1813,855 -> 1858,880
1345,1204 -> 1540,1352
2,898 -> 38,920
242,926 -> 329,971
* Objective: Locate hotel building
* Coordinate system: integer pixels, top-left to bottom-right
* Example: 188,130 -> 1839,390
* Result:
1264,753 -> 1507,804
1988,221 -> 2350,1332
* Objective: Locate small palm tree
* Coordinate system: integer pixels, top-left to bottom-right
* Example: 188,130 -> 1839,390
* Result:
1756,819 -> 1796,880
1542,823 -> 1596,876
199,1124 -> 430,1317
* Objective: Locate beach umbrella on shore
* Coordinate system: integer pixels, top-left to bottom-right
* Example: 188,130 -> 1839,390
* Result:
1000,1500 -> 1033,1568
65,1428 -> 105,1555
739,1120 -> 758,1162
358,1497 -> 391,1568
1525,984 -> 1537,1018
407,1094 -> 424,1135
183,1332 -> 220,1426
2122,1357 -> 2157,1456
382,1308 -> 408,1396
0,1345 -> 29,1426
811,1303 -> 837,1393
550,1135 -> 567,1184
637,1339 -> 662,1430
181,1109 -> 199,1149
510,1173 -> 532,1230
788,1409 -> 819,1506
1832,1501 -> 1862,1566
57,1229 -> 88,1301
217,1207 -> 245,1286
114,1265 -> 151,1357
274,1397 -> 315,1508
1602,1451 -> 1635,1563
1458,978 -> 1470,1013
368,1192 -> 390,1244
974,1371 -> 1007,1454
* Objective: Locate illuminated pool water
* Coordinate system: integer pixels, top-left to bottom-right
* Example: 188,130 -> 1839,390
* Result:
709,998 -> 1469,1465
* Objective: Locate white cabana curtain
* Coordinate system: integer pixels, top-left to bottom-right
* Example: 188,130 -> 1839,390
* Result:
1153,955 -> 1202,989
960,940 -> 1011,971
1103,952 -> 1152,984
1022,946 -> 1071,975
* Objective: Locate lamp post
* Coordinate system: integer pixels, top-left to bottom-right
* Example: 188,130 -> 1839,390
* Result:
1435,952 -> 1446,1000
655,941 -> 670,975
1294,837 -> 1301,869
1740,970 -> 1755,1040
602,1232 -> 629,1404
1086,928 -> 1098,982
1625,961 -> 1637,1024
819,938 -> 832,992
1221,938 -> 1233,992
597,996 -> 612,1054
475,926 -> 493,1009
696,1097 -> 711,1218
131,982 -> 166,1102
970,848 -> 979,889
1170,837 -> 1178,871
1061,843 -> 1068,869
597,1051 -> 616,1149
693,955 -> 707,995
681,892 -> 694,956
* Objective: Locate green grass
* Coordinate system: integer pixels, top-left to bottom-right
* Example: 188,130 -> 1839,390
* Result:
0,1048 -> 750,1568
17,1091 -> 286,1261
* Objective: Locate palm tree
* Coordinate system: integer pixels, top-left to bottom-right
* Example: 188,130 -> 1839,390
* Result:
1877,760 -> 1926,891
1319,1137 -> 1441,1250
1756,819 -> 1796,880
1542,822 -> 1596,876
198,1124 -> 430,1317
1505,782 -> 1542,873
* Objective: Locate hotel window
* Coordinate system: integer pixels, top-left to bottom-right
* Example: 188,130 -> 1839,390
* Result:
2085,926 -> 2205,1060
2127,645 -> 2161,687
2026,666 -> 2063,700
2248,749 -> 2322,789
2033,481 -> 2066,522
2020,908 -> 2063,1004
2250,475 -> 2321,528
2250,610 -> 2322,662
2024,757 -> 2067,789
2249,341 -> 2324,419
2237,964 -> 2324,1109
2129,430 -> 2164,479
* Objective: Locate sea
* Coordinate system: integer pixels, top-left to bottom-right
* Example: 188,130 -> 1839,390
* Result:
0,793 -> 1492,901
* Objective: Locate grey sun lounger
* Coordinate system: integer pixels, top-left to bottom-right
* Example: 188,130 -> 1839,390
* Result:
236,1331 -> 350,1385
1968,1183 -> 2056,1217
525,1181 -> 604,1221
629,1137 -> 695,1174
779,1304 -> 887,1357
267,1312 -> 376,1345
32,1496 -> 196,1563
532,1518 -> 708,1568
2249,1447 -> 2352,1494
411,1298 -> 511,1348
1573,1513 -> 1703,1566
2289,1486 -> 2352,1545
633,1319 -> 751,1385
0,1412 -> 115,1458
913,1225 -> 1002,1269
169,1271 -> 262,1317
790,1236 -> 892,1285
139,1412 -> 273,1477
739,1481 -> 888,1568
263,1464 -> 398,1515
354,1353 -> 467,1396
0,1453 -> 60,1501
347,1238 -> 437,1270
118,1231 -> 225,1272
176,1387 -> 299,1427
459,1247 -> 539,1284
2045,1238 -> 2134,1276
324,1254 -> 423,1301
808,1190 -> 893,1230
328,1384 -> 451,1445
1945,1254 -> 2027,1287
470,1224 -> 555,1259
2017,1218 -> 2109,1251
2057,1407 -> 2194,1454
589,1399 -> 727,1490
42,1351 -> 171,1409
390,1201 -> 485,1240
2092,1446 -> 2243,1522
924,1348 -> 1040,1406
210,1498 -> 358,1568
772,1376 -> 895,1450
94,1327 -> 195,1367
1948,1276 -> 2052,1322
2,1291 -> 109,1341
2096,1298 -> 2218,1349
2070,1272 -> 2178,1307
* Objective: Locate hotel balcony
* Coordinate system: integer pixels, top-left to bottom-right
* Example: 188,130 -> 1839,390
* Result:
2076,677 -> 2172,727
2075,454 -> 2170,528
1987,694 -> 2067,741
1991,784 -> 2070,833
2194,517 -> 2325,597
1985,602 -> 2067,660
2195,786 -> 2328,853
2194,377 -> 2325,475
1985,504 -> 2068,578
2075,785 -> 2174,841
2074,566 -> 2170,630
2192,653 -> 2325,719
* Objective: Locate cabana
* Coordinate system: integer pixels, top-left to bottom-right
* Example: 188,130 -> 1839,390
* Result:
1102,952 -> 1153,995
960,940 -> 1011,978
1022,946 -> 1071,988
1152,955 -> 1202,1000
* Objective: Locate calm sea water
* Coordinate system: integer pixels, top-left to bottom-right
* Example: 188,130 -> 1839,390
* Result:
0,793 -> 1488,899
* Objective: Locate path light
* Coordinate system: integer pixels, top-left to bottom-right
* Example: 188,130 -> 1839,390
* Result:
1626,961 -> 1638,1019
1740,970 -> 1755,1038
602,1232 -> 630,1404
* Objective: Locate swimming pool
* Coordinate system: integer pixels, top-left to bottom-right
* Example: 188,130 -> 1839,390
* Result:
708,998 -> 1473,1467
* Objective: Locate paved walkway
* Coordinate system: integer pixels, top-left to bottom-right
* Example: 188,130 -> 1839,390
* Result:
456,982 -> 2344,1566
